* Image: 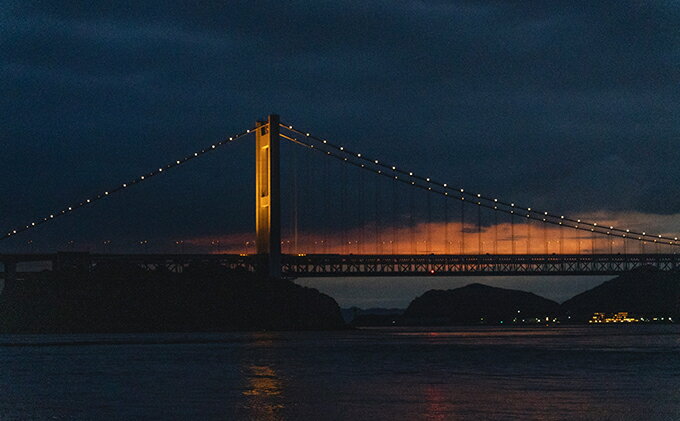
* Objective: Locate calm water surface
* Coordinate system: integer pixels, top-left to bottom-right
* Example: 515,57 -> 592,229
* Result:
1,326 -> 678,420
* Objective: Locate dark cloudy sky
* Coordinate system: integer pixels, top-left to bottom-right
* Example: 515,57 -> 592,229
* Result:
1,1 -> 679,303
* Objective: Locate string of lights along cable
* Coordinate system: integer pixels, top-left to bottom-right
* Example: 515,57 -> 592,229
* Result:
1,126 -> 261,241
279,123 -> 678,248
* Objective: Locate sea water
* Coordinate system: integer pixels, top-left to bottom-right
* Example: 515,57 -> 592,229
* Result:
1,325 -> 678,420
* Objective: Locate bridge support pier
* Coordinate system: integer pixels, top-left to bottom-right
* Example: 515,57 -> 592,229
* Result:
255,114 -> 281,280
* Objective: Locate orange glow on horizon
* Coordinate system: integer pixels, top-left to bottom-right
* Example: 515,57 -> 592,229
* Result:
187,213 -> 679,255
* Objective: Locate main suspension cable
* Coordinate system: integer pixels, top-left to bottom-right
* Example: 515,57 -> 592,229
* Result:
2,126 -> 258,241
279,123 -> 678,248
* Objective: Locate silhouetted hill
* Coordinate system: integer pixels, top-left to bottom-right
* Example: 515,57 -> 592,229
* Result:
403,283 -> 560,325
561,268 -> 680,322
0,264 -> 345,333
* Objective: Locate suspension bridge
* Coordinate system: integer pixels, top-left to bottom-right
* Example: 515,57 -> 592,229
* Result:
1,115 -> 678,281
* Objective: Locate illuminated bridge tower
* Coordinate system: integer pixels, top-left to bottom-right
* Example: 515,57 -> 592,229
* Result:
255,114 -> 281,280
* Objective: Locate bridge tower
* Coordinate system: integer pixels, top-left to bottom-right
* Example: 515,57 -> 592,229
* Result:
255,114 -> 281,280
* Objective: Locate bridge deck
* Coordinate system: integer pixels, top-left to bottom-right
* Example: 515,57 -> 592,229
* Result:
1,253 -> 678,277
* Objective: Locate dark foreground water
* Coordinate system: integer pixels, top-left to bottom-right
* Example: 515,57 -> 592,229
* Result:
1,326 -> 678,420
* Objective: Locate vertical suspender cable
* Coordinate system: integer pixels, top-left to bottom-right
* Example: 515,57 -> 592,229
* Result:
426,191 -> 432,253
322,153 -> 329,254
292,143 -> 299,254
392,174 -> 397,254
444,196 -> 449,254
341,163 -> 347,254
511,212 -> 515,255
477,204 -> 481,254
375,173 -> 380,254
358,169 -> 364,254
494,210 -> 498,254
527,217 -> 531,254
461,200 -> 466,255
410,179 -> 416,254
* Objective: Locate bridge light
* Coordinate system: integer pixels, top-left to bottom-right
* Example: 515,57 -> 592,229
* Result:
626,229 -> 630,232
288,125 -> 292,129
659,235 -> 662,238
176,161 -> 180,164
544,211 -> 548,215
593,223 -> 597,226
409,172 -> 413,176
229,137 -> 233,141
194,153 -> 198,156
642,232 -> 646,235
12,230 -> 16,234
444,183 -> 447,187
528,207 -> 531,211
577,219 -> 581,223
375,160 -> 379,164
477,193 -> 481,197
158,168 -> 163,172
511,203 -> 514,206
561,215 -> 564,219
50,215 -> 54,218
68,207 -> 72,211
392,166 -> 396,170
105,192 -> 109,195
461,189 -> 465,193
426,178 -> 430,182
339,146 -> 343,150
357,153 -> 361,157
141,176 -> 145,180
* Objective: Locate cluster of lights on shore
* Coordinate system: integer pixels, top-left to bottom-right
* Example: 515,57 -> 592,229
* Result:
279,123 -> 678,247
2,126 -> 261,241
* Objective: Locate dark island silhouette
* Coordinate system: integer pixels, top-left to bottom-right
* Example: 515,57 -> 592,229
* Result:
402,283 -> 560,325
1,264 -> 678,332
561,267 -> 680,322
350,267 -> 679,326
0,262 -> 345,333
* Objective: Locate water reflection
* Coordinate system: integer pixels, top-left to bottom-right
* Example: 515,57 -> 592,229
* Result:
424,384 -> 449,421
241,333 -> 285,420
